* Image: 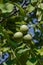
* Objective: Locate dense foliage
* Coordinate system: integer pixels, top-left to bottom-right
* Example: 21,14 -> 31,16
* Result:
0,0 -> 43,65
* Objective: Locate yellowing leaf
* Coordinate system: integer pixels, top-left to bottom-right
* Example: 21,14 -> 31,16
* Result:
37,47 -> 43,56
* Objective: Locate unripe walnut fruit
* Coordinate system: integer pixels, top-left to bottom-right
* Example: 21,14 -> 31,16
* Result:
14,32 -> 23,42
20,25 -> 28,34
23,34 -> 32,41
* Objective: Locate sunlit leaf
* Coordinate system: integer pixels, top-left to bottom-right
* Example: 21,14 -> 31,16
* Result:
38,3 -> 43,10
26,4 -> 35,13
0,3 -> 14,13
31,0 -> 37,3
17,48 -> 30,54
37,47 -> 43,56
2,47 -> 10,52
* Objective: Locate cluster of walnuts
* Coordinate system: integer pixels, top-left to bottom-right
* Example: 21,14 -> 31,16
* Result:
13,25 -> 32,43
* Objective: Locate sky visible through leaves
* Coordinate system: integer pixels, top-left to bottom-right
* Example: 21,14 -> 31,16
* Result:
0,0 -> 43,65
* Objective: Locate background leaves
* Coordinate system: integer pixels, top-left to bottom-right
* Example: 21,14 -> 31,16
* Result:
0,0 -> 43,65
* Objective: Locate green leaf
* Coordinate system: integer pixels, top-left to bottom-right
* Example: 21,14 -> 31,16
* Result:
37,47 -> 43,56
40,21 -> 43,24
2,29 -> 18,48
5,3 -> 14,12
26,60 -> 34,65
3,0 -> 9,3
38,3 -> 43,10
0,0 -> 3,4
36,10 -> 42,21
2,47 -> 10,52
17,49 -> 29,54
6,58 -> 16,65
15,3 -> 26,16
31,0 -> 37,3
26,60 -> 37,65
0,3 -> 14,13
3,62 -> 7,65
38,14 -> 42,21
26,4 -> 35,13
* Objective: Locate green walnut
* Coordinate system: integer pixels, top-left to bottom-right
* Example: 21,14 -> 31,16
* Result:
14,32 -> 23,42
23,34 -> 32,41
20,25 -> 28,34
